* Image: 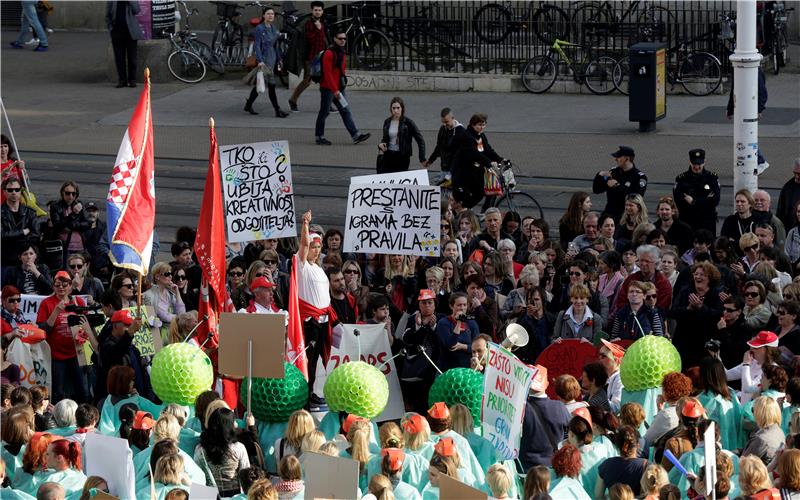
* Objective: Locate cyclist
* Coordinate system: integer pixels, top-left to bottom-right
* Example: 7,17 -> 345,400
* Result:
244,7 -> 289,118
450,113 -> 505,212
286,1 -> 328,112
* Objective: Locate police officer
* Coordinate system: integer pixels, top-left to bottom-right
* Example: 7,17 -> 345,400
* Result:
592,146 -> 647,221
673,148 -> 721,234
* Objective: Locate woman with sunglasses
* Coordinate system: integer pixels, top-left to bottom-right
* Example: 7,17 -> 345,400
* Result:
66,254 -> 103,303
742,280 -> 775,331
111,272 -> 137,309
171,263 -> 198,312
774,300 -> 800,356
49,181 -> 91,268
1,177 -> 39,268
1,285 -> 30,344
142,262 -> 185,332
226,258 -> 248,311
2,243 -> 53,296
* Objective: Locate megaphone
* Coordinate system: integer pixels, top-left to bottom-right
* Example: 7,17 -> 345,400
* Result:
501,323 -> 529,350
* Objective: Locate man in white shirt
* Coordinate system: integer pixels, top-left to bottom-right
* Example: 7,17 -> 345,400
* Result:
599,339 -> 625,413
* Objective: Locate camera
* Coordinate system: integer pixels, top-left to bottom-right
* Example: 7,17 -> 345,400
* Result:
65,303 -> 107,329
456,314 -> 474,322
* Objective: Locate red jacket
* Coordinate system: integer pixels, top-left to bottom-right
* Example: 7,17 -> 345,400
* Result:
320,47 -> 345,92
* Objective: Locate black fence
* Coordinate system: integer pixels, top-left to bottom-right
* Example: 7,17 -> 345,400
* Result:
330,1 -> 741,75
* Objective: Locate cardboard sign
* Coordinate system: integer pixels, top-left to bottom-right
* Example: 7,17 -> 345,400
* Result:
326,323 -> 404,422
92,493 -> 120,500
439,473 -> 488,500
343,184 -> 441,256
84,432 -> 136,500
704,421 -> 716,496
482,342 -> 537,460
304,452 -> 359,500
219,140 -> 296,243
350,170 -> 429,185
218,312 -> 286,378
189,483 -> 219,499
125,305 -> 161,358
535,339 -> 599,399
5,337 -> 51,392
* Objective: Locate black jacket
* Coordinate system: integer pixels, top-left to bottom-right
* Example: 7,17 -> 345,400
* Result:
49,200 -> 91,241
451,127 -> 502,191
427,123 -> 465,171
519,395 -> 571,470
81,219 -> 112,274
380,116 -> 426,161
3,264 -> 53,295
592,165 -> 648,220
1,204 -> 40,266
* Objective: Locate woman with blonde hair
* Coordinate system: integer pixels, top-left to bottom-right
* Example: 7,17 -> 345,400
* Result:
486,462 -> 513,499
341,419 -> 373,492
136,453 -> 190,499
639,463 -> 669,500
449,403 -> 496,472
274,409 -> 315,466
132,413 -> 206,491
368,473 -> 396,500
738,454 -> 775,497
300,430 -> 326,456
382,254 -> 417,314
617,194 -> 649,242
142,261 -> 185,328
421,454 -> 458,500
721,189 -> 759,246
743,396 -> 785,465
168,311 -> 198,345
79,476 -> 110,500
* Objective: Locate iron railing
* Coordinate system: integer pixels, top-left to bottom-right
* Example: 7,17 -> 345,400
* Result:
330,1 -> 740,75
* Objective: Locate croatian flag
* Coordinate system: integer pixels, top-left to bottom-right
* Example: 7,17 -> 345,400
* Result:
106,74 -> 155,275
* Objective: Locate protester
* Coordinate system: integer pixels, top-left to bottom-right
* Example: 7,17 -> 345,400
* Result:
1,177 -> 39,268
450,113 -> 504,210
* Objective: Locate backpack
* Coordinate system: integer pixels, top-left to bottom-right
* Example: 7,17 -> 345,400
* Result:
310,49 -> 327,83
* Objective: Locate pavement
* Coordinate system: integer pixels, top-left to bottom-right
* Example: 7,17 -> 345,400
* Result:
2,30 -> 799,250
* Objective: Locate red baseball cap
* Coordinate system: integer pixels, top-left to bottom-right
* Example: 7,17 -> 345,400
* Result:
434,437 -> 456,457
428,402 -> 450,420
747,331 -> 779,349
418,289 -> 436,302
54,270 -> 72,282
381,448 -> 405,472
530,365 -> 549,393
249,277 -> 274,292
681,399 -> 705,419
110,309 -> 134,326
600,339 -> 626,361
572,407 -> 593,428
133,411 -> 156,430
402,414 -> 425,434
342,414 -> 368,435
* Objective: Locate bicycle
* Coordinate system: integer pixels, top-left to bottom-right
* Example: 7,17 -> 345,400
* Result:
612,33 -> 723,96
472,1 -> 569,45
273,6 -> 308,86
163,29 -> 207,83
490,160 -> 544,220
766,3 -> 792,74
328,2 -> 391,70
175,1 -> 225,74
210,1 -> 263,66
520,38 -> 618,95
571,1 -> 676,45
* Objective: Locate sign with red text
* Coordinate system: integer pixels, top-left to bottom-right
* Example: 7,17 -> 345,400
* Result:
325,323 -> 404,422
5,337 -> 51,392
481,342 -> 536,461
535,339 -> 599,399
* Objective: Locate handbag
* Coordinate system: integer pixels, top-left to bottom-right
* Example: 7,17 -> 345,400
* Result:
484,167 -> 503,196
256,71 -> 266,94
245,55 -> 257,70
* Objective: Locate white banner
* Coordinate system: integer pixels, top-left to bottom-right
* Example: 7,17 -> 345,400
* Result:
481,342 -> 536,461
326,323 -> 404,422
5,338 -> 51,393
350,170 -> 429,186
343,184 -> 441,256
219,140 -> 296,243
84,432 -> 136,500
18,294 -> 92,324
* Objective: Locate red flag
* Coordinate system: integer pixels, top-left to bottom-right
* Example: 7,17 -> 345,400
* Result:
287,255 -> 308,379
193,119 -> 231,348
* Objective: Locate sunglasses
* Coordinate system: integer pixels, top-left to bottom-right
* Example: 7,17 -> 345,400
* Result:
335,36 -> 346,41
121,283 -> 134,289
228,271 -> 244,277
69,263 -> 84,270
175,275 -> 187,281
4,187 -> 21,193
645,294 -> 657,300
744,292 -> 760,298
723,307 -> 739,313
344,269 -> 359,274
569,272 -> 583,277
745,244 -> 759,252
63,191 -> 77,197
255,273 -> 265,278
264,260 -> 277,265
7,298 -> 21,303
161,272 -> 173,278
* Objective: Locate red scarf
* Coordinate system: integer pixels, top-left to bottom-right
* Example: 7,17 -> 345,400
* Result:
299,298 -> 339,361
245,300 -> 280,314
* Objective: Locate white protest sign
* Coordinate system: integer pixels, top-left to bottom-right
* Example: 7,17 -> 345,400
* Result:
704,421 -> 716,497
219,140 -> 296,243
481,342 -> 537,461
5,339 -> 52,392
189,483 -> 219,499
18,294 -> 92,324
350,170 -> 429,185
325,323 -> 404,422
343,184 -> 440,256
84,432 -> 136,500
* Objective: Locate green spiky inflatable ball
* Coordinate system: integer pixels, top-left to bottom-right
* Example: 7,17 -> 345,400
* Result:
242,362 -> 308,422
151,343 -> 214,405
428,368 -> 484,423
324,361 -> 389,419
620,335 -> 682,391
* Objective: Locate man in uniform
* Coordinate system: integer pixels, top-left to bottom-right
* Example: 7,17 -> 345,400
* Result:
673,148 -> 721,233
593,146 -> 647,221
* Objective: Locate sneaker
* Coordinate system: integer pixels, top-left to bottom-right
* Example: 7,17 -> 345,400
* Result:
46,28 -> 54,34
9,42 -> 23,49
316,137 -> 332,145
352,133 -> 371,145
288,100 -> 298,112
33,45 -> 48,52
25,38 -> 39,46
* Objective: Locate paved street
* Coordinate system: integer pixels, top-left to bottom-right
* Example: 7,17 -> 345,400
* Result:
2,31 -> 799,253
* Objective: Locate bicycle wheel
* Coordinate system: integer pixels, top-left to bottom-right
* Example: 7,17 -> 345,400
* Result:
472,3 -> 511,43
532,4 -> 569,45
637,5 -> 676,43
521,55 -> 557,94
612,56 -> 630,95
777,28 -> 788,67
167,50 -> 207,83
679,52 -> 721,96
352,29 -> 391,70
571,3 -> 610,45
493,191 -> 544,220
772,28 -> 787,73
584,56 -> 618,95
187,39 -> 225,74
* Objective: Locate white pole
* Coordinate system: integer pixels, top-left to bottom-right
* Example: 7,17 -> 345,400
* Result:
730,0 -> 766,206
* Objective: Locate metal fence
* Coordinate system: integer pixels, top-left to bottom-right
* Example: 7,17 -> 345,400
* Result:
332,1 -> 743,74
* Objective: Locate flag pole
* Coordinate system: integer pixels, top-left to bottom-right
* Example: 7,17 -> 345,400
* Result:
137,272 -> 143,315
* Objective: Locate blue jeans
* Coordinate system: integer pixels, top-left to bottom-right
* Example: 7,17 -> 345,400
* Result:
315,89 -> 359,139
51,357 -> 89,403
15,1 -> 48,47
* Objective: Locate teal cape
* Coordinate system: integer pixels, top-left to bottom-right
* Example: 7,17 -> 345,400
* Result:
134,482 -> 190,500
549,476 -> 592,500
132,446 -> 206,490
697,389 -> 744,450
98,394 -> 162,436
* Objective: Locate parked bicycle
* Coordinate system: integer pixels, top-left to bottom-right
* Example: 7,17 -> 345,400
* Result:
210,1 -> 263,66
521,38 -> 618,95
612,29 -> 724,96
273,5 -> 308,86
327,2 -> 391,70
571,1 -> 676,45
472,1 -> 569,45
175,1 -> 225,74
766,2 -> 792,74
490,160 -> 544,220
163,29 -> 206,83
